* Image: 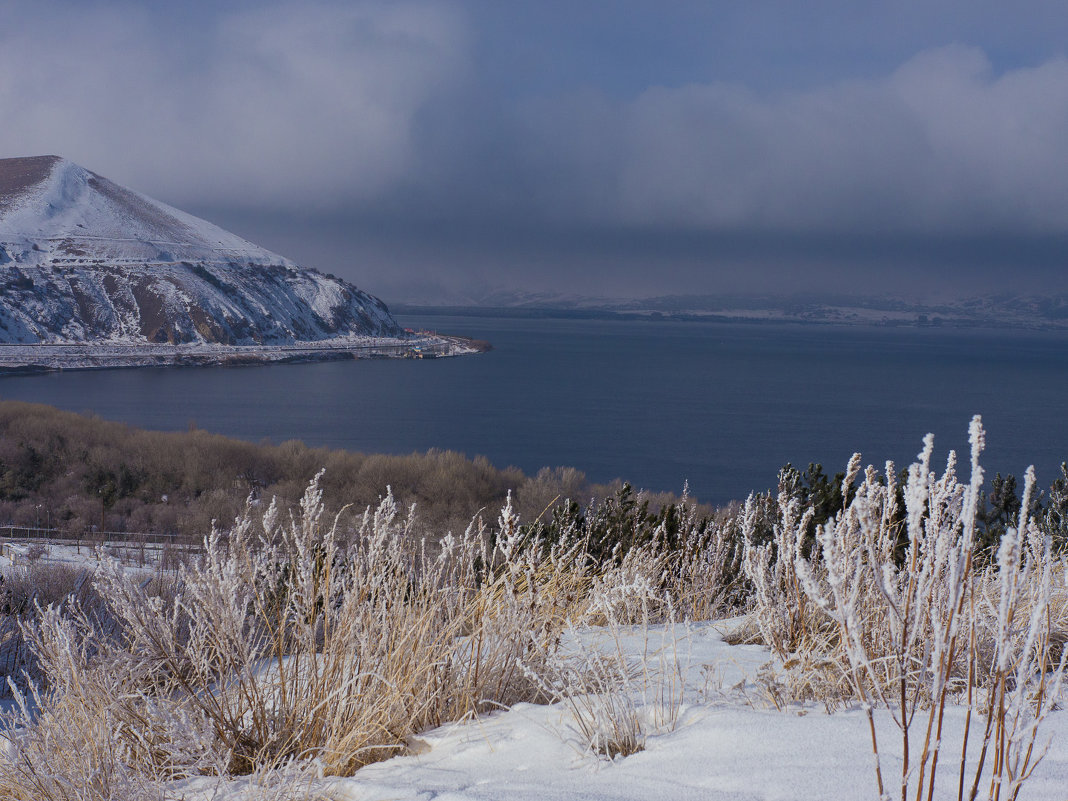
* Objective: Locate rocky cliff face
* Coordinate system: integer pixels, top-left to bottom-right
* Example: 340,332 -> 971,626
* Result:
0,156 -> 401,344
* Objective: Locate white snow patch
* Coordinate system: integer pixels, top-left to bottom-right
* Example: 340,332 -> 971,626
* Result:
164,620 -> 1068,800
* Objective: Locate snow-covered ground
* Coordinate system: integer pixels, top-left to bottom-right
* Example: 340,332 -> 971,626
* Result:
158,621 -> 1068,801
0,540 -> 181,572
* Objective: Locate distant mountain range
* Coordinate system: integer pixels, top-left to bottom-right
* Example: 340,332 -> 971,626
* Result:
394,289 -> 1068,331
0,156 -> 400,345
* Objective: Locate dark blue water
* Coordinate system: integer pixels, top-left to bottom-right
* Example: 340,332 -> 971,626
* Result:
0,315 -> 1065,504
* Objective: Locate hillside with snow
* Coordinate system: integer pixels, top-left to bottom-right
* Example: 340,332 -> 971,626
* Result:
0,156 -> 401,346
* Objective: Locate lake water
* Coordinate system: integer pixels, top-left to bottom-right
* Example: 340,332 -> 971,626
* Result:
0,314 -> 1065,504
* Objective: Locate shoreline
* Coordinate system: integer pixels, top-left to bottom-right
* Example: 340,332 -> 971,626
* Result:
0,334 -> 492,374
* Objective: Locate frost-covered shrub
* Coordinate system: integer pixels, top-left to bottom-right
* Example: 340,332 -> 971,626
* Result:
0,475 -> 611,790
520,483 -> 749,623
743,416 -> 1068,801
1039,462 -> 1068,550
740,477 -> 831,659
90,476 -> 592,775
0,603 -> 222,801
667,509 -> 747,621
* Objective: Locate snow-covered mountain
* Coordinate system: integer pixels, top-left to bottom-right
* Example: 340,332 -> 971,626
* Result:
0,156 -> 401,344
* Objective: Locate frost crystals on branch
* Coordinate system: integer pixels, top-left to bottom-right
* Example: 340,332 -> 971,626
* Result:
772,416 -> 1068,801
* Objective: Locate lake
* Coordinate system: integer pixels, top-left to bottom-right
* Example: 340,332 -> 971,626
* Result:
0,314 -> 1065,504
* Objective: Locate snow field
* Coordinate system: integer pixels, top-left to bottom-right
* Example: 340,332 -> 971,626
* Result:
167,622 -> 1068,801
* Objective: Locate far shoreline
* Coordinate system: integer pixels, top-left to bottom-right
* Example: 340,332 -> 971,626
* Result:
392,303 -> 1068,333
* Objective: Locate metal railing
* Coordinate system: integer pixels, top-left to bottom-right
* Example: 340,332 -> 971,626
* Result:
0,526 -> 203,561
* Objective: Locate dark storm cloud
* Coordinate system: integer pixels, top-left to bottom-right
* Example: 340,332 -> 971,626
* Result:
464,46 -> 1068,236
2,1 -> 1067,298
0,1 -> 469,208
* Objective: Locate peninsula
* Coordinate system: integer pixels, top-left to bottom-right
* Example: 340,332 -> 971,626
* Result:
0,156 -> 483,371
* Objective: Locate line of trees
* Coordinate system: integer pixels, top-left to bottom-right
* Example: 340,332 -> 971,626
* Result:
0,401 -> 688,542
0,400 -> 1062,556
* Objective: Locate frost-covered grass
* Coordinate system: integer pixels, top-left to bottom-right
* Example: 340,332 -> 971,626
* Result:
742,416 -> 1068,801
0,417 -> 1065,800
0,474 -> 630,797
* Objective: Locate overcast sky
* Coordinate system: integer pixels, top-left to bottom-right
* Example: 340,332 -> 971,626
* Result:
2,0 -> 1067,302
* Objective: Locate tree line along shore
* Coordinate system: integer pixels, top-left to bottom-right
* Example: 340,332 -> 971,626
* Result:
0,399 -> 695,545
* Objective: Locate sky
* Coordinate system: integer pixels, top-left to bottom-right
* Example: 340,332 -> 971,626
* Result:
1,0 -> 1067,303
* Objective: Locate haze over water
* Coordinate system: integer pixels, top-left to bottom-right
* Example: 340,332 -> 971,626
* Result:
1,315 -> 1064,505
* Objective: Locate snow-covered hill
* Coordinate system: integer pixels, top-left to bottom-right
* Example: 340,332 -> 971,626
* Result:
0,156 -> 401,344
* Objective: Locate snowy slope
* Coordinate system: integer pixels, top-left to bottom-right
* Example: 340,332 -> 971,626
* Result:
0,156 -> 400,344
